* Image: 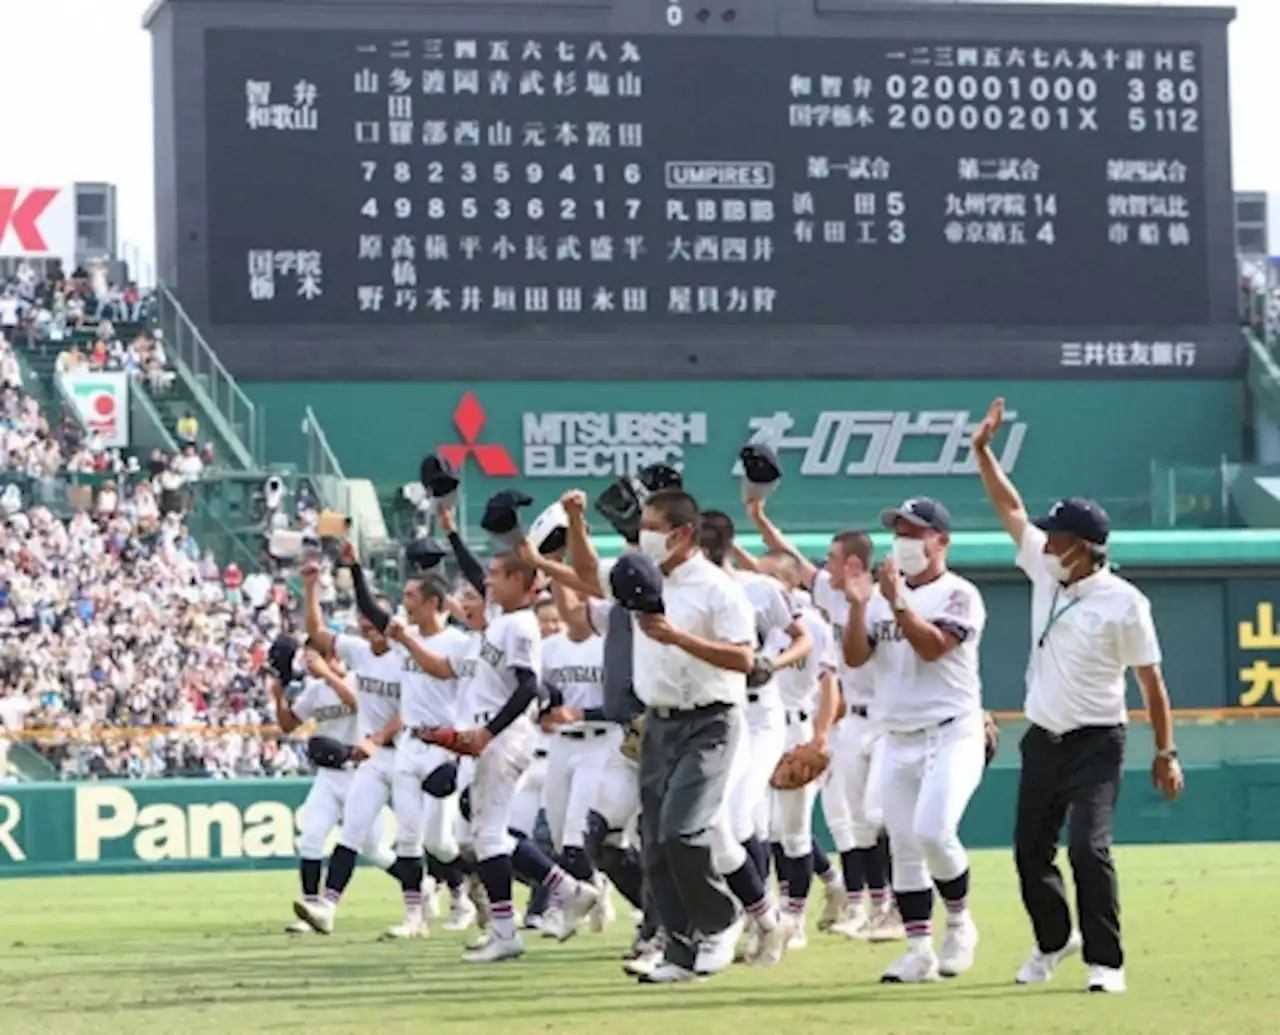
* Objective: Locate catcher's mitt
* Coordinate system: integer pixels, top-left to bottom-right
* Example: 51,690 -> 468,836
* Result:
983,711 -> 1000,768
619,716 -> 644,764
770,741 -> 832,790
746,652 -> 776,689
306,735 -> 353,770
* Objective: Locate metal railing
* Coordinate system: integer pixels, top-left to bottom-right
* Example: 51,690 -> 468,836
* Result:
155,284 -> 263,468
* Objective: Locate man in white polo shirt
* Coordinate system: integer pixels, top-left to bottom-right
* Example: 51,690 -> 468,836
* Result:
973,397 -> 1184,996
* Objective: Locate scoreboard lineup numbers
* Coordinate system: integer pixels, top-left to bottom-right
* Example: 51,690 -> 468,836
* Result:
207,31 -> 1211,334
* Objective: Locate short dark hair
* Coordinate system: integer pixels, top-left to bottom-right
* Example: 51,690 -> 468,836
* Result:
410,574 -> 450,608
699,509 -> 735,566
646,489 -> 701,533
764,548 -> 803,582
494,551 -> 537,590
832,530 -> 873,568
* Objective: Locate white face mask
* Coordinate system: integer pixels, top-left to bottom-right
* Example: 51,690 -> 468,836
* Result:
1042,553 -> 1069,584
638,529 -> 674,565
892,536 -> 930,577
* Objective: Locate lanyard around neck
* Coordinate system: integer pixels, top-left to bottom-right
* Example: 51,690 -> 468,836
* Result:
1037,587 -> 1082,648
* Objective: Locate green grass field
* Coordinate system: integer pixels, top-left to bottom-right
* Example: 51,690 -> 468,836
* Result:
0,844 -> 1274,1035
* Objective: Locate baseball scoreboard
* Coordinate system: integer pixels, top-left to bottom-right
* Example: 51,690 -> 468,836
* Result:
152,0 -> 1238,378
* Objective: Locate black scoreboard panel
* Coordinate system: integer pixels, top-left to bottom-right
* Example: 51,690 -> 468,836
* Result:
206,30 -> 1212,329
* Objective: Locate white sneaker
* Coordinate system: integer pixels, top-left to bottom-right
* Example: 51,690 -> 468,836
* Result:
881,941 -> 941,983
528,910 -> 551,933
465,927 -> 492,952
938,914 -> 979,977
832,908 -> 872,941
735,919 -> 760,963
786,915 -> 809,951
694,914 -> 745,975
589,876 -> 616,933
545,881 -> 600,942
292,898 -> 335,935
1087,965 -> 1127,994
746,913 -> 792,967
422,877 -> 440,921
868,902 -> 906,942
1016,930 -> 1083,985
284,919 -> 312,934
622,945 -> 664,977
817,880 -> 848,932
637,962 -> 700,984
461,932 -> 525,963
381,915 -> 429,940
442,893 -> 478,933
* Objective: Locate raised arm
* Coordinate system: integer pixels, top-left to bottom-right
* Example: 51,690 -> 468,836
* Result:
745,498 -> 818,589
266,675 -> 303,734
516,535 -> 601,600
730,542 -> 761,574
563,491 -> 605,598
301,562 -> 335,656
347,552 -> 392,633
437,501 -> 486,595
972,397 -> 1029,546
306,649 -> 358,710
841,559 -> 876,668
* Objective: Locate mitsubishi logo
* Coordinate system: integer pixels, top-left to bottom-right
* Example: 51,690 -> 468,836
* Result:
438,392 -> 518,477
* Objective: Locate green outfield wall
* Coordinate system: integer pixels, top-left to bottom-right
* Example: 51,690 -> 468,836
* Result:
2,735 -> 1276,878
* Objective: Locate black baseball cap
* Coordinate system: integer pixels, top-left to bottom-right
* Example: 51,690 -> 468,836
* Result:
1033,497 -> 1110,546
880,497 -> 952,535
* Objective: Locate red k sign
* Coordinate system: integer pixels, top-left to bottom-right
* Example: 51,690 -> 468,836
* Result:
0,186 -> 75,260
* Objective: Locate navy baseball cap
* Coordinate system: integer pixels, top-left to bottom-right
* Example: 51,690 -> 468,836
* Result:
880,497 -> 952,535
1033,497 -> 1110,545
609,553 -> 665,615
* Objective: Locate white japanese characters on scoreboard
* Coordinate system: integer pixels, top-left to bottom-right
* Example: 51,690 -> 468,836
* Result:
1104,159 -> 1192,247
247,250 -> 324,302
244,79 -> 319,131
349,36 -> 652,316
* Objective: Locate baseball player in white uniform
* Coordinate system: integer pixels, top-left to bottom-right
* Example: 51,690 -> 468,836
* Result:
377,571 -> 472,939
392,551 -> 599,962
842,497 -> 987,984
746,502 -> 897,937
699,510 -> 810,966
294,554 -> 409,935
766,585 -> 841,948
269,645 -> 399,934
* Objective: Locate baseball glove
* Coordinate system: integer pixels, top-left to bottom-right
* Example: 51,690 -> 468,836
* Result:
619,716 -> 644,764
417,726 -> 485,757
770,741 -> 832,790
984,711 -> 1000,768
306,735 -> 353,770
746,652 -> 776,689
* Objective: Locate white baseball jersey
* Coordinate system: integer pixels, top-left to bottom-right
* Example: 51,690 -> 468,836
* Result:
813,568 -> 876,708
456,607 -> 542,717
862,571 -> 986,732
736,570 -> 796,646
290,676 -> 358,745
541,631 -> 605,714
401,625 -> 470,728
774,605 -> 837,712
334,633 -> 404,740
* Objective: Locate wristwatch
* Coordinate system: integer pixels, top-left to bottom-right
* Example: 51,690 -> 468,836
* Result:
891,597 -> 910,614
1156,747 -> 1179,761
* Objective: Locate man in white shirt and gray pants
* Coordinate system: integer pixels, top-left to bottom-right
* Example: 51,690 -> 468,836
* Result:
622,488 -> 759,985
973,398 -> 1184,996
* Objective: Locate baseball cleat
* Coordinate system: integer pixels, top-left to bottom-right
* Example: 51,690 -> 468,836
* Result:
746,913 -> 792,967
624,933 -> 664,961
546,881 -> 600,942
1086,965 -> 1126,994
817,882 -> 848,932
881,942 -> 941,984
938,914 -> 979,977
284,919 -> 312,934
868,904 -> 906,942
461,932 -> 525,963
786,916 -> 809,951
637,962 -> 700,984
622,945 -> 664,977
465,928 -> 493,952
832,911 -> 872,940
694,914 -> 744,975
1016,930 -> 1082,985
442,894 -> 478,933
734,918 -> 760,963
381,915 -> 429,940
292,898 -> 335,935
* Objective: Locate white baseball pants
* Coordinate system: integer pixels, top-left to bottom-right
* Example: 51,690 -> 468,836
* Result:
821,710 -> 885,853
508,745 -> 546,839
393,738 -> 462,862
594,749 -> 640,848
768,713 -> 819,858
880,710 -> 986,892
711,705 -> 772,875
336,746 -> 396,854
298,767 -> 393,864
469,718 -> 533,861
544,726 -> 622,852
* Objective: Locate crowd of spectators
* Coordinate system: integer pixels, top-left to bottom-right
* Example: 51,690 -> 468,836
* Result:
1241,260 -> 1280,346
0,267 -> 350,781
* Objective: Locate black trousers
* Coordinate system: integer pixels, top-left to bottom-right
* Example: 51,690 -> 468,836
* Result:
1014,723 -> 1125,968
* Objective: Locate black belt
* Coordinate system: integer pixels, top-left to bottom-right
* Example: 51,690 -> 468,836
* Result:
649,701 -> 731,721
533,748 -> 548,759
559,728 -> 610,740
1033,723 -> 1125,744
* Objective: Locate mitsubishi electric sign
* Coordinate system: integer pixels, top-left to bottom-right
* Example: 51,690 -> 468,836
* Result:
734,409 -> 1028,477
522,410 -> 709,477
